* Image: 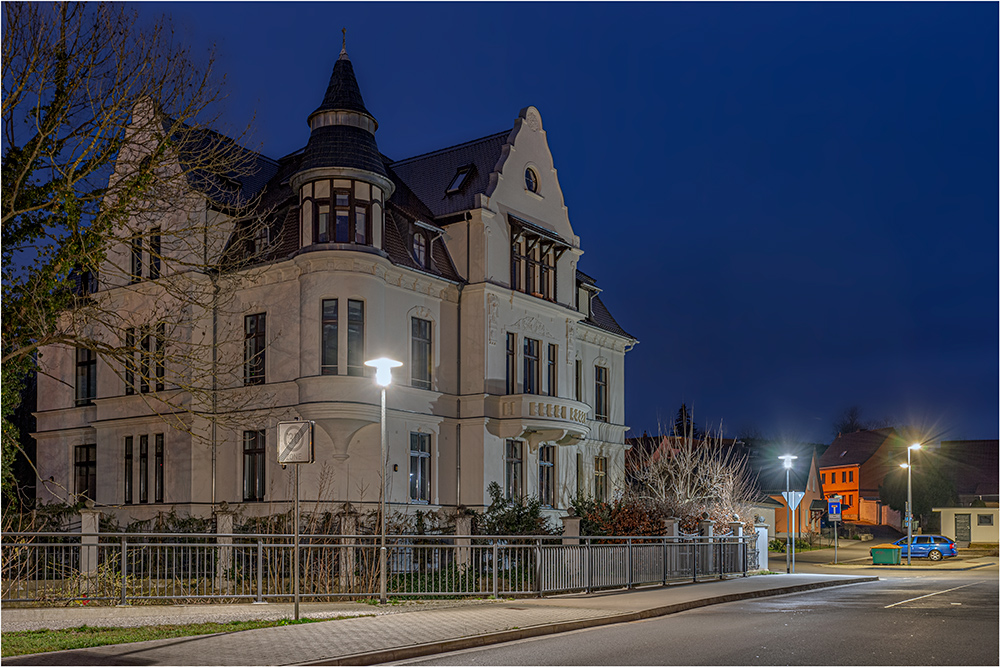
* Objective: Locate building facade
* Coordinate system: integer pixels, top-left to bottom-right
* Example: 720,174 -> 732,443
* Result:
33,48 -> 637,524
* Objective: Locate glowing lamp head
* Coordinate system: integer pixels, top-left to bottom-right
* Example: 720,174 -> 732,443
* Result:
909,443 -> 921,450
778,454 -> 798,469
365,358 -> 403,387
900,463 -> 909,469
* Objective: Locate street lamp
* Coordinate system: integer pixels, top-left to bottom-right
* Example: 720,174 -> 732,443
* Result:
900,443 -> 921,566
365,357 -> 402,603
778,454 -> 798,573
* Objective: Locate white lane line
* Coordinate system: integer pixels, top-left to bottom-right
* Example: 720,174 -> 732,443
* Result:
884,582 -> 979,608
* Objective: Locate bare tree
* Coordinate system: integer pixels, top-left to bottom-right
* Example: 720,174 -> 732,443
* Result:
2,2 -> 279,507
629,426 -> 758,534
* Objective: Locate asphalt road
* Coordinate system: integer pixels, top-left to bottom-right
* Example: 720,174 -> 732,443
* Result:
394,570 -> 998,666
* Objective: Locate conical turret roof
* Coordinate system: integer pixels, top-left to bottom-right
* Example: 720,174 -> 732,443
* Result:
311,49 -> 372,119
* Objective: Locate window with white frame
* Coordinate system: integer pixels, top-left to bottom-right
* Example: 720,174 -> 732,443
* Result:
411,317 -> 432,389
594,456 -> 608,502
539,445 -> 555,507
505,439 -> 523,501
409,433 -> 431,503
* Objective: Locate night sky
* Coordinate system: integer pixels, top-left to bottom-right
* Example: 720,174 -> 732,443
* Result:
136,2 -> 998,445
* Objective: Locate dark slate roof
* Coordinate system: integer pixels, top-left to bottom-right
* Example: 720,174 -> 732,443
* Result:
584,294 -> 635,340
576,269 -> 597,286
818,428 -> 898,469
299,125 -> 388,178
311,52 -> 372,118
385,163 -> 437,222
389,131 -> 509,219
382,208 -> 463,283
938,439 -> 999,497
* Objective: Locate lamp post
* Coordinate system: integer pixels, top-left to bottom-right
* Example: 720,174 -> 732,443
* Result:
900,443 -> 921,566
778,454 -> 797,574
365,357 -> 402,603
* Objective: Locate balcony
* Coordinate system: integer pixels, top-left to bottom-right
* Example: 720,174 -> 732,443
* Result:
486,394 -> 591,445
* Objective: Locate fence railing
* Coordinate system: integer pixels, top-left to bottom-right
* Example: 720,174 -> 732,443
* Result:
1,532 -> 756,604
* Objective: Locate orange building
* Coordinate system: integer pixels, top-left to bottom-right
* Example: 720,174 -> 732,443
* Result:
818,428 -> 908,523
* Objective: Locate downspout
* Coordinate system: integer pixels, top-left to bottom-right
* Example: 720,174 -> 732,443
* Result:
203,206 -> 219,507
456,211 -> 471,507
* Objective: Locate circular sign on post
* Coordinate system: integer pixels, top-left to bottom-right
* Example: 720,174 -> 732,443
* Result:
277,421 -> 314,464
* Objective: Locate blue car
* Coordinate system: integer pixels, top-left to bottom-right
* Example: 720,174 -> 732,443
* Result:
893,535 -> 958,560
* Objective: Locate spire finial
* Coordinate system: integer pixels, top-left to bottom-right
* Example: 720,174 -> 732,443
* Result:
342,27 -> 347,51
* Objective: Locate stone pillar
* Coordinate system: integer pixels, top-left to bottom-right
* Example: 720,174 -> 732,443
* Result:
699,520 -> 715,575
79,504 -> 101,576
215,508 -> 235,588
561,512 -> 582,545
339,504 -> 358,592
455,514 -> 473,569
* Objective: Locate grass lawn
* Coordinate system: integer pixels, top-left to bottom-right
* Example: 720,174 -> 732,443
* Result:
1,617 -> 342,657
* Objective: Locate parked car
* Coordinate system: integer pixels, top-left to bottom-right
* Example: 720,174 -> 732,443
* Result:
893,535 -> 957,560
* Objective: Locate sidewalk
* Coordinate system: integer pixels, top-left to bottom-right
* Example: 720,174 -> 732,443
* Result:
3,573 -> 876,666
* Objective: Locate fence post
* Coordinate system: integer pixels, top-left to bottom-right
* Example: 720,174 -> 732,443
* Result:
214,508 -> 235,593
455,514 -> 472,570
534,538 -> 542,597
585,538 -> 592,594
691,536 -> 697,583
728,522 -> 744,578
699,519 -> 715,578
663,518 -> 678,584
755,523 -> 770,573
255,539 -> 265,603
560,512 -> 581,545
119,537 -> 128,606
79,503 -> 101,599
627,538 -> 633,589
491,541 -> 499,599
340,506 -> 359,593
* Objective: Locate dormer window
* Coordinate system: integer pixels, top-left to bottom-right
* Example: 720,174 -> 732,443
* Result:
524,167 -> 538,193
446,165 -> 473,194
413,232 -> 428,268
508,215 -> 569,302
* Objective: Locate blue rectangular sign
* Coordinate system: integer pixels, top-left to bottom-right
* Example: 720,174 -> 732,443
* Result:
827,499 -> 841,521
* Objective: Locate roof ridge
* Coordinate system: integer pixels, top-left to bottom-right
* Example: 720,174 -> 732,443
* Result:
390,130 -> 509,166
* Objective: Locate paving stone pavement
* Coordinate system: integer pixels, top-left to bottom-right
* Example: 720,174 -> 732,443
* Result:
2,574 -> 877,666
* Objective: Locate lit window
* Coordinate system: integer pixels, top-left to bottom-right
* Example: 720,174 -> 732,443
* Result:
525,167 -> 538,193
595,456 -> 608,502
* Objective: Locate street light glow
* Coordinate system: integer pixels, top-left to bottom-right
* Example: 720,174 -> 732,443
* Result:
779,454 -> 798,469
909,443 -> 922,450
365,357 -> 402,387
900,463 -> 909,469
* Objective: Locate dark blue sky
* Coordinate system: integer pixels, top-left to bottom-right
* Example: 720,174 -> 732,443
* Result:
139,2 -> 998,445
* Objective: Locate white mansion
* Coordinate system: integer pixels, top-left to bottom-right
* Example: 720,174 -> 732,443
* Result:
34,48 -> 637,522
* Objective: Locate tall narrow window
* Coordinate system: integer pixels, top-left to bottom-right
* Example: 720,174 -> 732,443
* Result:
841,471 -> 846,483
74,444 -> 97,501
124,437 -> 133,504
505,440 -> 522,501
149,227 -> 161,279
316,204 -> 331,243
155,323 -> 165,391
539,250 -> 555,300
547,343 -> 557,397
139,329 -> 151,393
335,192 -> 350,243
409,432 -> 431,503
138,435 -> 149,504
321,299 -> 338,375
154,433 -> 164,503
243,430 -> 266,501
347,300 -> 364,376
539,445 -> 555,507
595,456 -> 608,502
511,238 -> 524,292
411,317 -> 432,389
506,333 -> 517,395
575,359 -> 583,402
124,328 -> 135,395
244,313 -> 266,385
130,236 -> 142,283
354,205 -> 368,244
75,348 -> 96,406
595,366 -> 609,422
526,245 -> 539,295
848,470 -> 854,482
576,452 -> 583,497
523,338 -> 540,395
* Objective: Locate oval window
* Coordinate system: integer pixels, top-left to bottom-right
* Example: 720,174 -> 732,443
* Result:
524,168 -> 538,193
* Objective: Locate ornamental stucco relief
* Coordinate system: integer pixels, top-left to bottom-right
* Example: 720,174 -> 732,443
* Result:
487,294 -> 500,346
512,316 -> 552,339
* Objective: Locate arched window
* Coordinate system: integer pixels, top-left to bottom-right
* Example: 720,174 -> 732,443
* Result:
524,167 -> 538,193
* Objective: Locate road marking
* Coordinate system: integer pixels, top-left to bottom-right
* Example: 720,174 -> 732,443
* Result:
884,582 -> 978,608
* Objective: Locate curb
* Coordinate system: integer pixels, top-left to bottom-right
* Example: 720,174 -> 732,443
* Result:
299,577 -> 878,666
822,562 -> 996,572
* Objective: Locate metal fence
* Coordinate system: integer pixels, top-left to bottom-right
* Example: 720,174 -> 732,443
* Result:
1,532 -> 756,605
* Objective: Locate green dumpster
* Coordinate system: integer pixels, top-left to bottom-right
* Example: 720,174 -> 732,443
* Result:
871,544 -> 901,565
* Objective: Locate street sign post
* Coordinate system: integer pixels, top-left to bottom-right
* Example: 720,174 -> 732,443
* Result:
276,420 -> 314,620
828,495 -> 842,564
781,491 -> 806,572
